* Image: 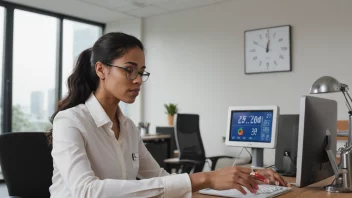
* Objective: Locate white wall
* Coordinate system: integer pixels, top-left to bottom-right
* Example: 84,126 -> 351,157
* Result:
105,18 -> 142,40
105,19 -> 144,125
143,0 -> 352,166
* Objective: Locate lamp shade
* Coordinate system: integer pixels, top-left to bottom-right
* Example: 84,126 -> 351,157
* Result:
310,76 -> 342,94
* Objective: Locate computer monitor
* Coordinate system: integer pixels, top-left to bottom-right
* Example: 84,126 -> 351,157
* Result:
296,96 -> 338,188
274,114 -> 299,177
225,106 -> 280,167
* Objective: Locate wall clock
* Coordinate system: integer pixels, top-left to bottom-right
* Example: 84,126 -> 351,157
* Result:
244,25 -> 291,74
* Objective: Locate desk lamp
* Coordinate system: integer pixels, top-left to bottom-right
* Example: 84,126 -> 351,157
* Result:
310,76 -> 352,146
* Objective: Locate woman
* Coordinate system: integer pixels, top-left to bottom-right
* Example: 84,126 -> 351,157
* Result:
49,32 -> 288,198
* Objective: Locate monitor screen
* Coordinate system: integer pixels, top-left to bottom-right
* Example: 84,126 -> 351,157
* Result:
229,110 -> 274,143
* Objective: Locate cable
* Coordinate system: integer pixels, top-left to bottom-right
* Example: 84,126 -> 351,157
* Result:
232,147 -> 245,166
245,148 -> 252,159
232,147 -> 253,166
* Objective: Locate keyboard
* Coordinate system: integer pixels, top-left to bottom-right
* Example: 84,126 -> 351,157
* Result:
199,184 -> 291,198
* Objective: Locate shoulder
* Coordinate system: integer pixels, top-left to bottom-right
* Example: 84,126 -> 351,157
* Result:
54,104 -> 91,123
53,104 -> 94,133
52,104 -> 90,145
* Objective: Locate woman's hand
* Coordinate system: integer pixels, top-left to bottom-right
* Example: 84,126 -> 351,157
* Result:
255,168 -> 289,187
207,166 -> 259,194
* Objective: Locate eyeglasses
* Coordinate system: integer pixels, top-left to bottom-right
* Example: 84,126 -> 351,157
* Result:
104,63 -> 150,82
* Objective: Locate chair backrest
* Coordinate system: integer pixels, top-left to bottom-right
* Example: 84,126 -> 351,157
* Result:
0,132 -> 53,198
174,114 -> 206,162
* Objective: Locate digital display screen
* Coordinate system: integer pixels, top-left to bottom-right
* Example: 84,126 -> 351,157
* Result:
229,110 -> 273,143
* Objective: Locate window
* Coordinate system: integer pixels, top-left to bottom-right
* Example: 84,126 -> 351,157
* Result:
0,1 -> 104,134
0,7 -> 4,134
12,10 -> 58,132
61,20 -> 102,97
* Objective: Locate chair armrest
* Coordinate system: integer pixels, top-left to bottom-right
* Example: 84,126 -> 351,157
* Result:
164,158 -> 203,165
206,156 -> 234,170
178,159 -> 204,164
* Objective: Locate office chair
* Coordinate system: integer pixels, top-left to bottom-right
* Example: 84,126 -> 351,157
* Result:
164,114 -> 234,174
0,132 -> 53,198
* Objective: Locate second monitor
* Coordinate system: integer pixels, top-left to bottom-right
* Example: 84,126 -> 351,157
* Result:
225,106 -> 280,167
295,95 -> 338,188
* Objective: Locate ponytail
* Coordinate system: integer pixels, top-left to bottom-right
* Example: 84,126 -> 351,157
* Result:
47,32 -> 144,144
47,48 -> 98,144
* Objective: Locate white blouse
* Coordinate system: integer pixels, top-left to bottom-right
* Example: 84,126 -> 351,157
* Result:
49,93 -> 192,198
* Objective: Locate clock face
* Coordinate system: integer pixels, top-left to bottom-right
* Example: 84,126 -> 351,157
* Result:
245,25 -> 291,74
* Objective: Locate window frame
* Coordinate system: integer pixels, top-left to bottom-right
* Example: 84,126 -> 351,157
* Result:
0,1 -> 105,133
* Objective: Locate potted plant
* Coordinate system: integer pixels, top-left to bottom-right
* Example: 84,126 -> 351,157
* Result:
164,103 -> 178,126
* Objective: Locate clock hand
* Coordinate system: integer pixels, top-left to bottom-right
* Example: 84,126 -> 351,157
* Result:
254,42 -> 267,50
266,39 -> 270,53
253,42 -> 274,52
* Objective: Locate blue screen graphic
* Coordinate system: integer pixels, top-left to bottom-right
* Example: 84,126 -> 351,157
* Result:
230,111 -> 273,143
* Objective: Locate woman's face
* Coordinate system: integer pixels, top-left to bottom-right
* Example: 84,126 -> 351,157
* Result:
96,47 -> 146,104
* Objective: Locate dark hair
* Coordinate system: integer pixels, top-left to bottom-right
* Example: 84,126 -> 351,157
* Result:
47,32 -> 144,144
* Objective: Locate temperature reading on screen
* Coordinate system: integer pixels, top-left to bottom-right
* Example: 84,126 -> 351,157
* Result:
250,116 -> 263,124
266,114 -> 272,119
251,128 -> 258,136
238,116 -> 264,124
238,116 -> 247,124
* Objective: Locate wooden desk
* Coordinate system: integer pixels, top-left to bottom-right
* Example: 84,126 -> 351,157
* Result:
192,176 -> 351,197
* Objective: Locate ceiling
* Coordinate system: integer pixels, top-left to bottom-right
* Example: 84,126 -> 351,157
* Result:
3,0 -> 228,24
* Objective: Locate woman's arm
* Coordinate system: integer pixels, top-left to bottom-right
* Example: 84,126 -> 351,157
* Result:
189,166 -> 289,194
135,127 -> 259,194
52,111 -> 192,198
188,172 -> 210,192
189,166 -> 258,194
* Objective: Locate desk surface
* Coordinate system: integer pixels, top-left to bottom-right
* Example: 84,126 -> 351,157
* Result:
192,176 -> 351,197
141,134 -> 171,141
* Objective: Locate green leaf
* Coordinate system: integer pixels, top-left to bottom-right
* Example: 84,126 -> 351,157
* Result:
164,103 -> 179,116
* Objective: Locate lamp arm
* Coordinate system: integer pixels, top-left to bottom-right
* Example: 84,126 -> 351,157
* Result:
344,90 -> 352,104
340,84 -> 352,146
342,91 -> 352,112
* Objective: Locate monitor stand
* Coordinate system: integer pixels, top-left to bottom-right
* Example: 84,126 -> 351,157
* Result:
252,148 -> 264,168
